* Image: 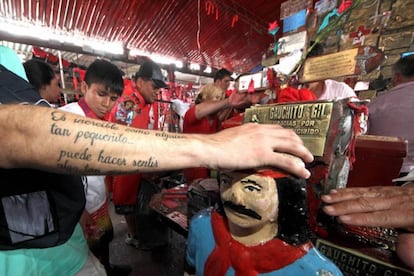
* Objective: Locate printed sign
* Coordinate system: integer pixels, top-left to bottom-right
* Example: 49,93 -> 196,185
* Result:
277,30 -> 307,55
280,0 -> 313,19
238,72 -> 263,91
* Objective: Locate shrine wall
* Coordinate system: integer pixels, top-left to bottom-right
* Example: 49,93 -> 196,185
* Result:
311,0 -> 414,83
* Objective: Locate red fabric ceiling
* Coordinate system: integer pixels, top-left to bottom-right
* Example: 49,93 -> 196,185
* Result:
1,0 -> 284,73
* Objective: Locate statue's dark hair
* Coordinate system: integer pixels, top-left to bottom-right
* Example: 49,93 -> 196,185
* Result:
276,176 -> 313,245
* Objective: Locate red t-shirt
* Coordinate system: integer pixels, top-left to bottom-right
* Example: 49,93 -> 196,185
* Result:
106,79 -> 158,130
182,105 -> 220,183
183,105 -> 220,134
106,79 -> 157,207
277,87 -> 317,103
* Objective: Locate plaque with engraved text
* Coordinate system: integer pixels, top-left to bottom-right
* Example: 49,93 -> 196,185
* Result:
243,99 -> 355,168
300,46 -> 385,83
244,101 -> 333,156
316,239 -> 414,276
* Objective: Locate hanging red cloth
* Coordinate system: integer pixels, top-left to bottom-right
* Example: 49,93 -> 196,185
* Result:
277,87 -> 317,103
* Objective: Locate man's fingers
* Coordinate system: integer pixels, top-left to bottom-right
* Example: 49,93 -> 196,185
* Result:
336,210 -> 414,229
321,185 -> 414,229
254,125 -> 313,163
214,123 -> 314,178
323,193 -> 411,215
271,151 -> 311,179
323,198 -> 389,216
264,127 -> 314,177
322,186 -> 408,203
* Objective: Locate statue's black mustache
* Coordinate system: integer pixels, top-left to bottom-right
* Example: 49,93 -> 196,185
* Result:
223,201 -> 262,220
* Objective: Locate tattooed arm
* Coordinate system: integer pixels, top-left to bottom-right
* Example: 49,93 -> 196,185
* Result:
0,104 -> 313,178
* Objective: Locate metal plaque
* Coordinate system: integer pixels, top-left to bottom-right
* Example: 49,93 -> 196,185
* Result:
301,48 -> 359,83
300,46 -> 385,83
244,102 -> 333,156
316,239 -> 414,276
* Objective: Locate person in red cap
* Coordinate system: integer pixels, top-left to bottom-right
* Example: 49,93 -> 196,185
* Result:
106,60 -> 168,250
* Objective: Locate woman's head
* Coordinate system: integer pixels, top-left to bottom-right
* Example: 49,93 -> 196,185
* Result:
23,59 -> 62,103
195,83 -> 224,104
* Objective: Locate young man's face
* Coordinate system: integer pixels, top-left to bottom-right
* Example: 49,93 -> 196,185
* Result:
81,82 -> 119,118
216,76 -> 232,92
219,171 -> 279,230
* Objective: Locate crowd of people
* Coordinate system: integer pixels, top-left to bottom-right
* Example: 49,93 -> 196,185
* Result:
1,40 -> 414,276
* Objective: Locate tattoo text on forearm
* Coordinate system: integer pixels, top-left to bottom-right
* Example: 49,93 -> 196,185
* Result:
50,110 -> 161,173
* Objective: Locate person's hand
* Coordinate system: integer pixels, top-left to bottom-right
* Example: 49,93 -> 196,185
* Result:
247,91 -> 265,105
80,210 -> 105,240
79,211 -> 94,239
228,91 -> 249,109
205,123 -> 313,179
321,185 -> 414,230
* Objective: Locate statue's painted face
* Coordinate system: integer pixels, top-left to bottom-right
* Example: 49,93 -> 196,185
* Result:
219,171 -> 279,229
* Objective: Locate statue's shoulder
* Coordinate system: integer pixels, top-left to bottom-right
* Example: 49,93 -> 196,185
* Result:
190,206 -> 214,223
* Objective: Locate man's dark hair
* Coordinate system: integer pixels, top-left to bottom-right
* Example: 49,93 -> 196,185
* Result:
84,59 -> 124,96
214,68 -> 232,82
393,55 -> 414,78
23,59 -> 56,90
307,41 -> 324,58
